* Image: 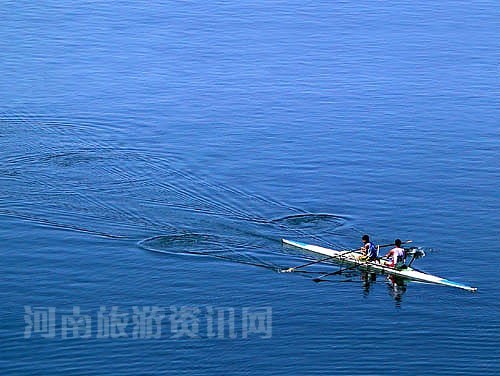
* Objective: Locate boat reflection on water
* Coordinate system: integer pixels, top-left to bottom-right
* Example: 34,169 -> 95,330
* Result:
386,275 -> 407,306
361,272 -> 377,297
360,272 -> 407,305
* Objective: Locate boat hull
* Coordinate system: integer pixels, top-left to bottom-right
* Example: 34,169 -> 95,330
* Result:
282,239 -> 477,292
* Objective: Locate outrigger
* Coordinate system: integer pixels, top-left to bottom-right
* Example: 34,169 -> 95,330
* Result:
282,239 -> 477,292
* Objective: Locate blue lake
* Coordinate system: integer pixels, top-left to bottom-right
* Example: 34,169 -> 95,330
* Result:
1,1 -> 498,375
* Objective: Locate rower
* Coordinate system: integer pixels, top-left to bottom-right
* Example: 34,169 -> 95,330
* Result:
359,234 -> 378,262
384,239 -> 406,268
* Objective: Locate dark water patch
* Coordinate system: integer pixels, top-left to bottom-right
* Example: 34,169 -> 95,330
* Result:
42,151 -> 108,168
272,213 -> 349,239
270,213 -> 360,251
138,233 -> 281,271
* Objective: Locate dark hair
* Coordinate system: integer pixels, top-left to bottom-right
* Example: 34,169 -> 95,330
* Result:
362,235 -> 370,242
395,239 -> 402,247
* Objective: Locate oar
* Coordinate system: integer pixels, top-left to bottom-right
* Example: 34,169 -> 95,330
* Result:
385,239 -> 412,247
282,240 -> 412,273
313,265 -> 359,282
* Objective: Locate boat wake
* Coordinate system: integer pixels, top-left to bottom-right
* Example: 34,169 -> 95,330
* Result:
1,111 -> 361,272
138,233 -> 283,271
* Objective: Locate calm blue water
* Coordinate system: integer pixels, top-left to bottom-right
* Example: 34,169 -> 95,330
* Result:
1,1 -> 499,375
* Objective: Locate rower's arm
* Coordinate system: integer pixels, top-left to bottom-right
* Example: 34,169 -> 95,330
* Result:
360,244 -> 368,255
384,248 -> 394,259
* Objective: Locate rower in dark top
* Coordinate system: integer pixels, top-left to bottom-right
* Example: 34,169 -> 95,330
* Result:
359,234 -> 378,262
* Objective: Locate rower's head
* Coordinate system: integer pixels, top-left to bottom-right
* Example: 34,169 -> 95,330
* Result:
395,239 -> 402,247
362,235 -> 370,244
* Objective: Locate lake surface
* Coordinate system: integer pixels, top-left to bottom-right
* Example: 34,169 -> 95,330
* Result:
1,1 -> 499,375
